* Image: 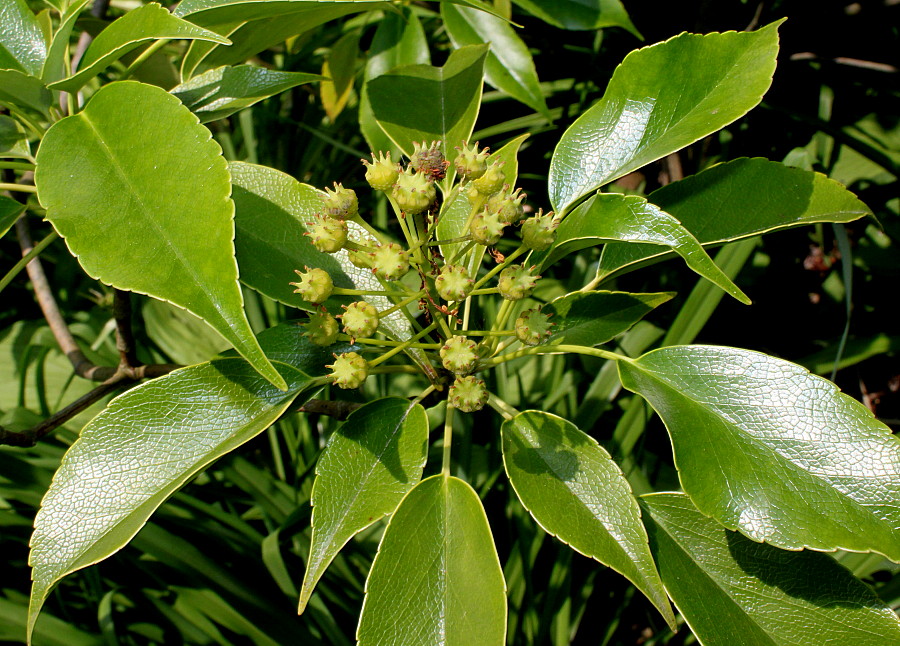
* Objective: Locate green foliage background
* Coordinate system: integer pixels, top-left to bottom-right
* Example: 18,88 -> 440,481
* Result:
2,0 -> 898,644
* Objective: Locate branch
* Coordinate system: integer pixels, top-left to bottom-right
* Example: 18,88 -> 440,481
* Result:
297,399 -> 363,420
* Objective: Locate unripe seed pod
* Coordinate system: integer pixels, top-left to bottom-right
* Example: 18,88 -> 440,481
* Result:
435,264 -> 474,301
322,183 -> 358,219
454,141 -> 489,180
440,335 -> 479,375
498,264 -> 540,300
340,301 -> 379,338
514,308 -> 554,346
370,242 -> 410,281
304,312 -> 339,346
470,210 -> 506,246
486,186 -> 526,225
392,167 -> 436,215
363,151 -> 399,191
290,267 -> 333,304
521,210 -> 559,251
410,140 -> 448,181
449,375 -> 488,412
306,214 -> 347,253
327,351 -> 369,389
472,160 -> 505,196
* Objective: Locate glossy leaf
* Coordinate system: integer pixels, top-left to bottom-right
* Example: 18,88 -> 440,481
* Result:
171,65 -> 322,123
618,345 -> 900,561
357,474 -> 507,646
597,158 -> 873,281
41,0 -> 91,84
299,397 -> 428,613
178,1 -> 384,77
0,195 -> 26,239
512,0 -> 640,36
0,115 -> 30,159
360,6 -> 429,155
542,290 -> 673,347
0,69 -> 51,115
537,193 -> 750,304
0,0 -> 47,77
35,82 -> 285,389
436,132 -> 528,261
27,323 -> 338,639
642,493 -> 900,645
442,3 -> 550,118
501,411 -> 675,628
548,21 -> 781,214
49,3 -> 230,93
367,44 -> 488,169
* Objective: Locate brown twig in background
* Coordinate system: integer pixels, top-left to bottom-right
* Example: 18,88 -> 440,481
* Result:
297,399 -> 363,420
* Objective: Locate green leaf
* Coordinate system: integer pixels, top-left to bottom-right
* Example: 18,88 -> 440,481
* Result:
597,158 -> 873,281
48,3 -> 231,92
618,345 -> 900,561
442,3 -> 550,118
367,44 -> 488,170
142,298 -> 230,365
541,290 -> 673,347
177,0 -> 386,77
320,30 -> 360,122
0,115 -> 30,159
171,65 -> 322,123
548,21 -> 781,214
436,132 -> 528,261
642,493 -> 900,645
357,474 -> 507,646
299,397 -> 428,613
35,81 -> 285,390
501,411 -> 675,628
511,0 -> 640,36
537,193 -> 750,304
0,0 -> 47,77
41,0 -> 91,84
0,195 -> 26,239
360,7 -> 429,155
0,69 -> 51,116
27,347 -> 323,640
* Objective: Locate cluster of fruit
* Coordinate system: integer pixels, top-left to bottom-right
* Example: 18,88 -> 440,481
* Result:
290,142 -> 559,412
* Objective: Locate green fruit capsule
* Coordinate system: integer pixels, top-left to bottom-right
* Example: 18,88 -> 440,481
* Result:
498,264 -> 540,300
514,308 -> 553,346
306,214 -> 347,253
322,183 -> 358,219
370,242 -> 410,281
470,210 -> 506,246
363,151 -> 399,192
410,140 -> 447,181
435,264 -> 474,301
303,312 -> 339,346
348,237 -> 377,269
440,336 -> 479,374
340,300 -> 379,338
471,160 -> 505,196
290,267 -> 334,304
449,375 -> 488,412
486,186 -> 526,225
520,210 -> 558,252
392,167 -> 436,215
454,141 -> 489,180
327,351 -> 369,389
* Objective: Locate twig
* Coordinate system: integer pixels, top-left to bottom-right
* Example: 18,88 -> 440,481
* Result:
297,399 -> 363,420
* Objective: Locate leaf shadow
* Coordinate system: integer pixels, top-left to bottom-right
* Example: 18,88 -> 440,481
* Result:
508,415 -> 591,482
337,400 -> 420,485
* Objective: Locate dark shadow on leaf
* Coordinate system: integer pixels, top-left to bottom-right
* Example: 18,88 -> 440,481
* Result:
508,414 -> 592,482
337,398 -> 420,485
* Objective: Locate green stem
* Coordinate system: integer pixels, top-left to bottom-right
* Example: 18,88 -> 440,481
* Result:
469,287 -> 499,296
0,162 -> 35,171
473,244 -> 527,290
368,321 -> 439,367
338,334 -> 439,349
448,241 -> 476,265
441,404 -> 455,475
486,393 -> 519,420
0,231 -> 59,295
479,344 -> 629,369
332,287 -> 409,298
456,329 -> 515,337
429,235 -> 472,246
120,39 -> 169,81
378,291 -> 424,319
0,183 -> 37,193
349,214 -> 389,245
412,384 -> 437,406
